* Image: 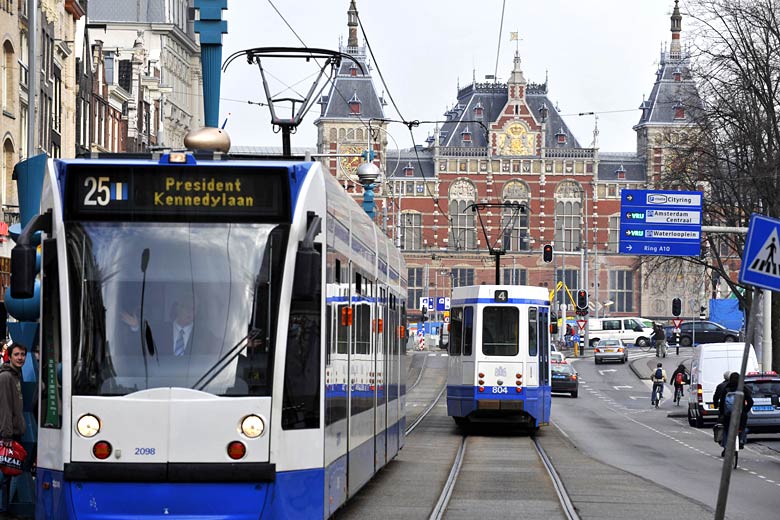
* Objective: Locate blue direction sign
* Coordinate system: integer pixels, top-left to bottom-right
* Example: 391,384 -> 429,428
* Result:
739,214 -> 780,291
619,190 -> 702,256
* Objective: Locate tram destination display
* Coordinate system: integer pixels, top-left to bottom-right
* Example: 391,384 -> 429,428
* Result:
64,163 -> 290,222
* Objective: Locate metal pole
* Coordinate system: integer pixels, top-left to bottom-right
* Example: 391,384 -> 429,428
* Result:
714,288 -> 760,519
26,0 -> 37,158
763,291 -> 772,371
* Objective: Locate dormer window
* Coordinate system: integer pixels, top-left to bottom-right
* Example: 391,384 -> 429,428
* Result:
673,67 -> 682,82
348,90 -> 361,115
350,64 -> 358,77
616,165 -> 626,180
461,126 -> 472,144
674,99 -> 685,119
404,162 -> 415,176
474,102 -> 483,118
556,127 -> 567,145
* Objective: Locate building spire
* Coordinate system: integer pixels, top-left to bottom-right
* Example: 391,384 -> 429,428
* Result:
670,0 -> 682,59
347,1 -> 359,49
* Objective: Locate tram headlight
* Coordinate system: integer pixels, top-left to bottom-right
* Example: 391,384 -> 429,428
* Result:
240,414 -> 265,438
77,414 -> 101,438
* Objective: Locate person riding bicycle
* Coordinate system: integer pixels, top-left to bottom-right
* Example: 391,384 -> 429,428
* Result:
669,363 -> 689,402
650,362 -> 667,406
717,372 -> 754,455
651,323 -> 667,357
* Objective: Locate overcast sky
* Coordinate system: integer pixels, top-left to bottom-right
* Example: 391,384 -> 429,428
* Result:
219,0 -> 686,153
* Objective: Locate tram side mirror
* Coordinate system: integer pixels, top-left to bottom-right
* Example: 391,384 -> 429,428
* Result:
292,248 -> 321,301
10,244 -> 37,299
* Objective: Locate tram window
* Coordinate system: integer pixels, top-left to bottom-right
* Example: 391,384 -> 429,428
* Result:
355,272 -> 362,294
282,245 -> 322,430
40,238 -> 62,429
463,306 -> 474,356
482,306 -> 519,356
528,308 -> 538,357
449,307 -> 463,356
335,259 -> 341,283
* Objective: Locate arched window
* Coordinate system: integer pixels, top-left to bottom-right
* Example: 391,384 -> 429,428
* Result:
554,181 -> 582,252
329,128 -> 337,141
355,128 -> 363,141
449,179 -> 476,250
3,41 -> 14,113
400,211 -> 422,250
3,138 -> 16,206
501,180 -> 530,251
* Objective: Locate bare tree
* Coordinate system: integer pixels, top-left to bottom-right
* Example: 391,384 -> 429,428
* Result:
657,0 -> 780,367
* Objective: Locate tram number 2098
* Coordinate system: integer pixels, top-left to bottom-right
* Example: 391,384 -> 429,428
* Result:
491,386 -> 508,394
134,447 -> 157,456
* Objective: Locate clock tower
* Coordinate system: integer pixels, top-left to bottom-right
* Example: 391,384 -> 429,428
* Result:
315,1 -> 388,204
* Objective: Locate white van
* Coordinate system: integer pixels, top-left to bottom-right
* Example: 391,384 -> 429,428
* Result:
587,317 -> 654,348
688,342 -> 759,427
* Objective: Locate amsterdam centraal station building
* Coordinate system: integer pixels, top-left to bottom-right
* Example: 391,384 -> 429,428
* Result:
313,1 -> 738,322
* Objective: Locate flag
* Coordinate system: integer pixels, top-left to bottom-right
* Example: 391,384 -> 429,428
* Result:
510,32 -> 518,41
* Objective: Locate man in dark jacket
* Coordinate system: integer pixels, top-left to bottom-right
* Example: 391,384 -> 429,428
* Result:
717,371 -> 754,455
669,363 -> 688,403
0,342 -> 27,514
712,370 -> 731,411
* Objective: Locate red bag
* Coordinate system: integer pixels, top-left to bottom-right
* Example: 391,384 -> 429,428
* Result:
0,440 -> 27,476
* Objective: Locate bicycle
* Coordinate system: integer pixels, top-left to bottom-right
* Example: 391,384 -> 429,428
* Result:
673,384 -> 684,405
651,382 -> 664,408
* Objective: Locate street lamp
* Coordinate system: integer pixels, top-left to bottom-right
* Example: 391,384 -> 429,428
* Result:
357,162 -> 380,219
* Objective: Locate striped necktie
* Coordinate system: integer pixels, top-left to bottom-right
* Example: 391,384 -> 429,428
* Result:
174,328 -> 186,356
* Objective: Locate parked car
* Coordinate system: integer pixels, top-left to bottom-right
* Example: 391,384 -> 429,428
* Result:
551,362 -> 578,397
669,321 -> 739,347
688,342 -> 759,427
594,338 -> 628,364
587,317 -> 654,348
744,371 -> 780,434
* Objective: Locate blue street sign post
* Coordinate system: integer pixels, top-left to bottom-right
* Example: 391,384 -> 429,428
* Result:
619,189 -> 703,257
739,214 -> 780,291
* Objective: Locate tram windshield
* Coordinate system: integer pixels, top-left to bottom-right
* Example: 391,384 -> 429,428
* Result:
66,221 -> 287,397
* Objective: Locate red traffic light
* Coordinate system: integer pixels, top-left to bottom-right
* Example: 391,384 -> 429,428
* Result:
576,290 -> 588,310
543,244 -> 553,263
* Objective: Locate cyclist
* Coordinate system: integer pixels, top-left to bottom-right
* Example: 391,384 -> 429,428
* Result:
669,363 -> 689,404
717,372 -> 754,455
650,362 -> 667,407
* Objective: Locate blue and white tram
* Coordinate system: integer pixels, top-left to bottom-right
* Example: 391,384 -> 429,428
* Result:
446,285 -> 552,428
10,152 -> 407,518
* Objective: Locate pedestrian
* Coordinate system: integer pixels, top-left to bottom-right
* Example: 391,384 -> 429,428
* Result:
0,342 -> 27,515
653,323 -> 667,357
717,372 -> 754,455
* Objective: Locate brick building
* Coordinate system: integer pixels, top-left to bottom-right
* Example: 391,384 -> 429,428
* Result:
316,1 -> 709,320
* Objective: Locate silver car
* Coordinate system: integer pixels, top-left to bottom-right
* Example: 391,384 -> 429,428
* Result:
594,338 -> 628,364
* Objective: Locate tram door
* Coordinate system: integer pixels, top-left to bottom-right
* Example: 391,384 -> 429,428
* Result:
461,306 -> 475,386
538,307 -> 550,385
375,285 -> 388,470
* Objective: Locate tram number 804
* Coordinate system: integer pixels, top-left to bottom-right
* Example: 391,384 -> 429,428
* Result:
492,386 -> 508,394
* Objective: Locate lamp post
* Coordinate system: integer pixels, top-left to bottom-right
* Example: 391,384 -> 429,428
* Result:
357,162 -> 380,219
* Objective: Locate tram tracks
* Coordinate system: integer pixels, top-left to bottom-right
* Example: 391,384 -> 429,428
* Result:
429,434 -> 579,520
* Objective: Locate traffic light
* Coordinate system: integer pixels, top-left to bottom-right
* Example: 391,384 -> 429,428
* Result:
672,297 -> 681,317
421,307 -> 428,322
576,290 -> 588,311
543,244 -> 553,263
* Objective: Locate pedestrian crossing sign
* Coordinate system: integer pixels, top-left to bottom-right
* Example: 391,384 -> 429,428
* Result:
739,214 -> 780,290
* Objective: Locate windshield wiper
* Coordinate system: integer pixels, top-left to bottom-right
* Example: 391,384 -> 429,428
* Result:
191,328 -> 262,391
